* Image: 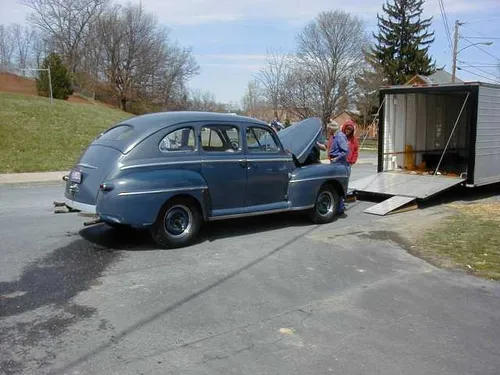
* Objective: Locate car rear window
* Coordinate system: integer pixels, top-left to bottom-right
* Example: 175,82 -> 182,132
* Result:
99,125 -> 135,141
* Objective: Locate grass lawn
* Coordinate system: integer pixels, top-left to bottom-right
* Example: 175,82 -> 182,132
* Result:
416,202 -> 500,280
359,138 -> 378,152
0,93 -> 133,173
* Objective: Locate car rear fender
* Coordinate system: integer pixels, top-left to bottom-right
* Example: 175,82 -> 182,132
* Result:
96,169 -> 210,227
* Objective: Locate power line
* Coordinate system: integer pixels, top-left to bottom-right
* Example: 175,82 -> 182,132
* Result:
462,37 -> 500,62
459,64 -> 500,81
438,0 -> 453,51
462,17 -> 500,24
462,36 -> 500,40
457,67 -> 500,82
458,61 -> 499,67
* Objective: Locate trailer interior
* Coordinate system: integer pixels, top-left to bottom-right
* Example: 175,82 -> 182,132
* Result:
381,90 -> 472,178
350,85 -> 475,215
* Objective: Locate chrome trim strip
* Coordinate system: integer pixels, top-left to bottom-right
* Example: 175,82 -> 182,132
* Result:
291,204 -> 315,211
63,198 -> 96,214
201,159 -> 244,163
120,158 -> 292,170
76,163 -> 98,169
118,185 -> 207,196
289,176 -> 330,183
246,158 -> 293,163
121,160 -> 200,170
208,207 -> 290,221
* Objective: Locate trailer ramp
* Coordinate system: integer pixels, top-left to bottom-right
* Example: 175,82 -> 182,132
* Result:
349,172 -> 466,216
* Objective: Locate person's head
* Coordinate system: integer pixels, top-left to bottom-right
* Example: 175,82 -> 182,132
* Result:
342,120 -> 355,138
345,124 -> 354,136
328,121 -> 339,136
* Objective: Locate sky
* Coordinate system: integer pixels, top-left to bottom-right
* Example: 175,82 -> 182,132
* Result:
1,0 -> 500,105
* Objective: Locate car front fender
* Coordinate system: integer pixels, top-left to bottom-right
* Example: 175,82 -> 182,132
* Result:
287,163 -> 348,208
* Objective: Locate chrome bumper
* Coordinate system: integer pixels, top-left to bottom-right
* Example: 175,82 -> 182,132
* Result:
63,198 -> 97,214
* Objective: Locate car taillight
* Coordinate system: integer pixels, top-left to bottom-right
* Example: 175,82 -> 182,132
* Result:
100,183 -> 114,191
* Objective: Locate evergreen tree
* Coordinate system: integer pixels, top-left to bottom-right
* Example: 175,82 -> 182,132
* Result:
372,0 -> 435,85
37,53 -> 73,100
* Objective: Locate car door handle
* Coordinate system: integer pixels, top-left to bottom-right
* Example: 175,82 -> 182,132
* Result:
238,159 -> 247,168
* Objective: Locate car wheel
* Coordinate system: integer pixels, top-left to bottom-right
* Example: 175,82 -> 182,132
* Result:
309,184 -> 340,224
150,197 -> 202,249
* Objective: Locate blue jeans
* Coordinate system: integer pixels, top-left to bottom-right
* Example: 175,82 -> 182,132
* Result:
331,160 -> 350,214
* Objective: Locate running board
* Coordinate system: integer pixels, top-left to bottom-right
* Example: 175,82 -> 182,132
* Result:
364,196 -> 417,216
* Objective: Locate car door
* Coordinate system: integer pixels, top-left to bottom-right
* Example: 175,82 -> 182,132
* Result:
244,125 -> 293,207
200,123 -> 247,214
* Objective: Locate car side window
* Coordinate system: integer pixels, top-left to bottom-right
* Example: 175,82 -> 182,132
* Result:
246,127 -> 280,153
159,127 -> 196,152
201,125 -> 240,152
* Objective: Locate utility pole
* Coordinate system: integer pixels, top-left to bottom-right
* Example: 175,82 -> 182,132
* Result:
451,20 -> 464,83
47,65 -> 53,104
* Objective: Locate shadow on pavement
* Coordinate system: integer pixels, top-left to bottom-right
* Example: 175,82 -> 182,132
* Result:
0,239 -> 120,318
78,211 -> 322,251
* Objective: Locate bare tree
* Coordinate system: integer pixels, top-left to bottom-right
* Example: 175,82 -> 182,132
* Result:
354,50 -> 387,128
11,24 -> 37,73
0,25 -> 15,69
295,10 -> 369,126
256,51 -> 291,118
21,0 -> 108,74
281,61 -> 317,120
31,32 -> 47,68
155,43 -> 199,108
241,79 -> 264,112
187,89 -> 227,112
94,3 -> 199,111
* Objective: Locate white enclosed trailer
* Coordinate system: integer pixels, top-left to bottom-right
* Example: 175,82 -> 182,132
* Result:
350,82 -> 500,215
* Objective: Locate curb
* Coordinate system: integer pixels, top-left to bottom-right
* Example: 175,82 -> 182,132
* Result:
0,171 -> 67,185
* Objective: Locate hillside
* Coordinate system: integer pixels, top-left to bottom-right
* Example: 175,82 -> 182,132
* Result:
0,92 -> 133,173
0,71 -> 117,108
0,72 -> 37,96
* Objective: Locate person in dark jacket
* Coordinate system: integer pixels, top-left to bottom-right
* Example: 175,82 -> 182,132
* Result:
329,124 -> 350,214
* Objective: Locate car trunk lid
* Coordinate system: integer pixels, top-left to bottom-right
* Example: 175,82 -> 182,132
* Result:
64,144 -> 123,209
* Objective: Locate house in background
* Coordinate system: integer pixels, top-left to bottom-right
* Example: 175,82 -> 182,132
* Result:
330,110 -> 378,138
331,110 -> 355,130
405,69 -> 463,86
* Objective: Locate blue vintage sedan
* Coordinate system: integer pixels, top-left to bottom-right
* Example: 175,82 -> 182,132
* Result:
63,112 -> 348,248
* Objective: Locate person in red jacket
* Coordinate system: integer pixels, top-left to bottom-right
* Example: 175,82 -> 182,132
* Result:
342,120 -> 359,176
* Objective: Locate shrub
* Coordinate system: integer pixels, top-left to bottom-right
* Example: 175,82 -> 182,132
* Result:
36,53 -> 73,100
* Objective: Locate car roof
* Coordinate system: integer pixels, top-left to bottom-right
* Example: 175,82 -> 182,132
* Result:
118,111 -> 269,131
95,111 -> 270,153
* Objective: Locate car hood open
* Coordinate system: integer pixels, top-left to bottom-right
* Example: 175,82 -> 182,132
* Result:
277,117 -> 323,164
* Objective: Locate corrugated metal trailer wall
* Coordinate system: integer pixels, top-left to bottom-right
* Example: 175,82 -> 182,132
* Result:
474,84 -> 500,186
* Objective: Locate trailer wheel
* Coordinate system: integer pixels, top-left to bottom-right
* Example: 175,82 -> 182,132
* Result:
309,184 -> 340,224
150,197 -> 202,249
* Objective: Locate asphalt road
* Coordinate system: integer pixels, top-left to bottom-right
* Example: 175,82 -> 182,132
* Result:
1,162 -> 500,375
